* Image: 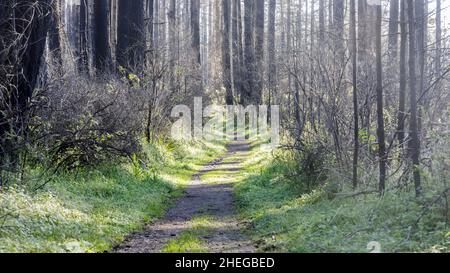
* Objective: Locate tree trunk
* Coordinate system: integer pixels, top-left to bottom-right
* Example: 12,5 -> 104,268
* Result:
333,0 -> 344,53
154,0 -> 159,48
49,0 -> 63,67
254,0 -> 265,105
214,0 -> 220,53
388,0 -> 399,57
358,0 -> 367,56
319,0 -> 325,42
160,0 -> 167,50
117,0 -> 145,69
397,0 -> 407,149
328,0 -> 333,31
110,0 -> 118,60
93,0 -> 111,73
267,0 -> 277,105
293,0 -> 302,138
375,3 -> 387,194
241,0 -> 256,105
408,0 -> 422,197
286,0 -> 292,114
232,0 -> 243,100
415,0 -> 426,133
190,0 -> 201,65
146,0 -> 154,55
350,0 -> 359,189
435,0 -> 441,77
222,0 -> 233,104
279,0 -> 285,52
168,0 -> 177,81
0,0 -> 52,161
79,0 -> 89,73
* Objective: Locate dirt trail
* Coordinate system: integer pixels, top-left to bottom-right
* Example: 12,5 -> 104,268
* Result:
114,141 -> 255,253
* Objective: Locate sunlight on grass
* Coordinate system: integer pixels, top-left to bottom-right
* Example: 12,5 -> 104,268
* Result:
235,144 -> 450,253
162,233 -> 208,253
0,139 -> 225,253
161,215 -> 218,253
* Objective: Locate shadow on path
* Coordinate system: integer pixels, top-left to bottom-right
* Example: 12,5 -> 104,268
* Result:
114,142 -> 255,253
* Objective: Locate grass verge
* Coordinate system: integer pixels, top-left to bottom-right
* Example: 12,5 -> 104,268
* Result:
235,146 -> 450,253
0,139 -> 225,253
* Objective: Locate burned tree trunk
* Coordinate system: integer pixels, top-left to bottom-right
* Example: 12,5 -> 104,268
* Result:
79,0 -> 89,73
222,0 -> 233,104
49,0 -> 63,67
191,0 -> 201,65
408,0 -> 422,197
436,0 -> 442,77
388,0 -> 399,57
254,0 -> 265,104
93,0 -> 111,74
375,3 -> 387,194
241,0 -> 256,105
267,0 -> 277,105
117,0 -> 145,70
232,0 -> 243,100
350,0 -> 359,189
0,0 -> 53,169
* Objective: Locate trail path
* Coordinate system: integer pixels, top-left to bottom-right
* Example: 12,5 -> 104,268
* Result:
114,142 -> 255,253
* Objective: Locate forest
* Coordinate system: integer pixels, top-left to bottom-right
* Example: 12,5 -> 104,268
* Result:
0,0 -> 449,253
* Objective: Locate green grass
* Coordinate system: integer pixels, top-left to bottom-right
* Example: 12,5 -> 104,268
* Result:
0,139 -> 225,253
3,136 -> 447,253
235,146 -> 450,253
162,216 -> 217,253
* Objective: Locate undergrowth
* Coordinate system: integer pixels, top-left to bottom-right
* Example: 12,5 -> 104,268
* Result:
236,146 -> 450,253
0,139 -> 225,253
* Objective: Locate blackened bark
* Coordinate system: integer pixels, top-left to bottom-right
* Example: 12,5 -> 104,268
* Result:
117,0 -> 145,69
168,0 -> 177,63
241,0 -> 256,105
358,0 -> 367,56
388,0 -> 399,57
254,0 -> 265,104
397,0 -> 407,148
222,0 -> 233,105
436,0 -> 442,76
319,0 -> 325,42
267,0 -> 277,104
232,0 -> 243,99
408,0 -> 422,196
375,4 -> 387,194
94,0 -> 111,73
190,0 -> 201,65
0,1 -> 52,160
328,0 -> 333,31
350,0 -> 359,189
79,0 -> 89,73
14,0 -> 53,125
333,0 -> 344,53
146,0 -> 154,41
49,0 -> 63,67
415,0 -> 425,133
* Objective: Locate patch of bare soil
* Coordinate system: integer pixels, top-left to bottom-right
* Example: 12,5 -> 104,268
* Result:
113,142 -> 255,253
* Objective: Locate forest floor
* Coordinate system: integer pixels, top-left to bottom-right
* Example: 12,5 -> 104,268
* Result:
114,142 -> 255,253
2,138 -> 447,253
